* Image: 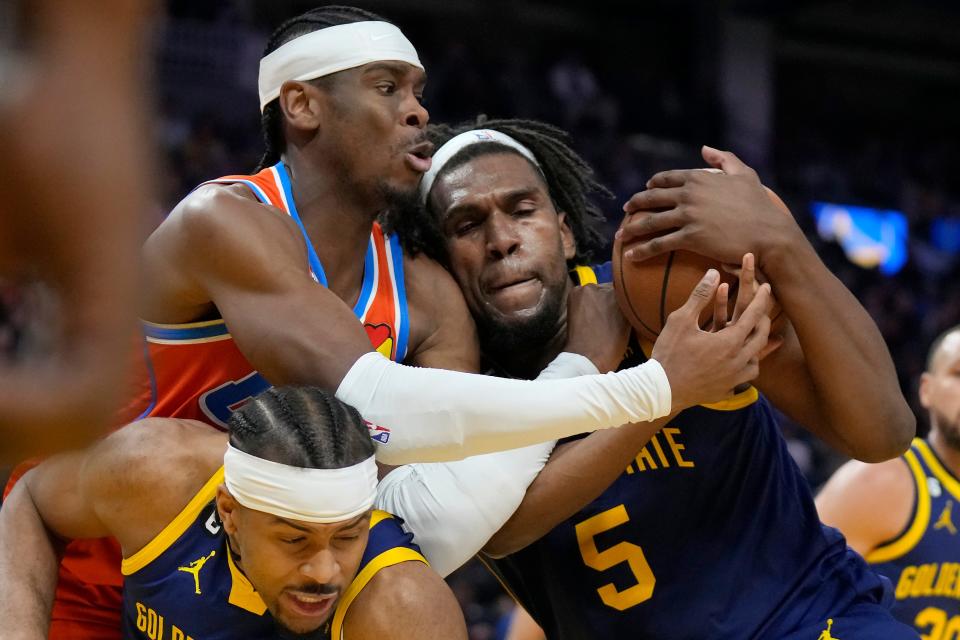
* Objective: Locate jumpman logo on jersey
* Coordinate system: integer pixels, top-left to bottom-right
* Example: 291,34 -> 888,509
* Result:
178,550 -> 216,595
817,618 -> 840,640
935,500 -> 958,535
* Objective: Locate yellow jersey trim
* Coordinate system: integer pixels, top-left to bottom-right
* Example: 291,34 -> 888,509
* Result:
701,386 -> 759,411
866,450 -> 930,564
331,546 -> 427,639
914,439 -> 960,503
122,467 -> 225,576
369,510 -> 393,528
226,546 -> 268,615
574,265 -> 598,286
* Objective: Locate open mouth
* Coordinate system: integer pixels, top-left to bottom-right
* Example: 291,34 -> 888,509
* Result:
404,140 -> 434,173
283,590 -> 337,620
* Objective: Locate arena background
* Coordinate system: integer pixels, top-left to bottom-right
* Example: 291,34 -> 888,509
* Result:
3,1 -> 958,637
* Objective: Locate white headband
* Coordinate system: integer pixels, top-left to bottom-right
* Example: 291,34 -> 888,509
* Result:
258,21 -> 423,112
223,444 -> 378,523
418,129 -> 541,205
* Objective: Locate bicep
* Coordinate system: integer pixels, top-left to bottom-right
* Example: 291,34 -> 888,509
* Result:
21,453 -> 109,541
343,561 -> 467,640
169,198 -> 373,389
753,322 -> 825,431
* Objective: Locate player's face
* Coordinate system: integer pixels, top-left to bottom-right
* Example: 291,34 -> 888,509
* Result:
317,62 -> 431,203
921,331 -> 960,446
432,152 -> 576,341
219,494 -> 371,637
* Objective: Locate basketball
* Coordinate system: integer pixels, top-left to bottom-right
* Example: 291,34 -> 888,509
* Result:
613,185 -> 787,342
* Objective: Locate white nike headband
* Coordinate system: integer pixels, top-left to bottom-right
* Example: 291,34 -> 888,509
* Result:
223,444 -> 378,523
418,129 -> 542,205
258,21 -> 423,112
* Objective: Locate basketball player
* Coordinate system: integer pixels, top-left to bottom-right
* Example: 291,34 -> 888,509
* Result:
12,7 -> 774,639
0,386 -> 466,639
411,117 -> 918,638
0,0 -> 154,460
818,325 -> 960,638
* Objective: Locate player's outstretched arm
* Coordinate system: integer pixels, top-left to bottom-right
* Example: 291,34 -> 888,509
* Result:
619,148 -> 914,461
342,560 -> 467,640
815,457 -> 914,557
0,419 -> 221,637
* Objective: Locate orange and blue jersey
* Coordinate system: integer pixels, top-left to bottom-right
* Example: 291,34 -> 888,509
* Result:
121,467 -> 426,640
125,161 -> 411,428
45,162 -> 413,640
869,438 -> 960,637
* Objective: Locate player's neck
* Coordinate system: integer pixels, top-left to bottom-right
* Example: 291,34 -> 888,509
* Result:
486,319 -> 567,380
929,428 -> 960,477
283,153 -> 378,302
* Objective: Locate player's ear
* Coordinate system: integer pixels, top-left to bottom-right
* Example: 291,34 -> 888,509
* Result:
918,372 -> 933,409
278,80 -> 325,134
557,211 -> 577,261
216,485 -> 240,535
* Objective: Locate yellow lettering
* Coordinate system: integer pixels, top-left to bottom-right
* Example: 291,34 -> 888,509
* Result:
635,446 -> 657,471
936,564 -> 957,596
575,504 -> 655,611
662,428 -> 694,468
945,614 -> 960,640
912,564 -> 937,598
147,608 -> 159,640
172,627 -> 184,640
916,606 -> 947,640
897,566 -> 917,599
136,602 -> 148,632
649,434 -> 670,468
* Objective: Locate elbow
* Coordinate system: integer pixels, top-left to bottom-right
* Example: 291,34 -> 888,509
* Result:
850,404 -> 916,463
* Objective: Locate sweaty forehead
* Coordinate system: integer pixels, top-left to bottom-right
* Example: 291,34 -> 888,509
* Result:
432,152 -> 547,218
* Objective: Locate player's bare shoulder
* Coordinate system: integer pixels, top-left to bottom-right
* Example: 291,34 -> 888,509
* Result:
402,251 -> 479,369
343,559 -> 468,640
142,182 -> 310,322
82,419 -> 227,552
816,454 -> 914,556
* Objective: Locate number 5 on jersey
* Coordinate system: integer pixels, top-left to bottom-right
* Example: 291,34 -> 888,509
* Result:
575,504 -> 655,611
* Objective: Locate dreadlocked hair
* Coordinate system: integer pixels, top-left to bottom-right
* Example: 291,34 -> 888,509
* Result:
385,116 -> 613,266
227,386 -> 374,469
254,6 -> 389,172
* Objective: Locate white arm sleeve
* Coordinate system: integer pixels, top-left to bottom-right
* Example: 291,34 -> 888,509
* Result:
375,352 -> 599,577
336,351 -> 670,465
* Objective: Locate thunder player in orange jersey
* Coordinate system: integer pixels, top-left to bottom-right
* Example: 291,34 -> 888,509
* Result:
0,0 -> 153,461
5,7 -> 776,640
818,325 -> 960,637
0,387 -> 467,640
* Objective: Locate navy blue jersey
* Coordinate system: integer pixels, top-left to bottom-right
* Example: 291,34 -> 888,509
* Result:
121,468 -> 426,640
870,439 -> 960,637
484,263 -> 907,640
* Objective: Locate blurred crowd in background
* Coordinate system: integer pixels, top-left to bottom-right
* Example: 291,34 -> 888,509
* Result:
3,2 -> 958,637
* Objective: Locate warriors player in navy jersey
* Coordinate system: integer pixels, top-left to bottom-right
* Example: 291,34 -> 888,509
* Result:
0,386 -> 466,639
819,325 -> 960,638
406,117 -> 918,639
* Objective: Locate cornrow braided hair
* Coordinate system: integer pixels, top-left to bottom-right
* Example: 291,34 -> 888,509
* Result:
254,6 -> 389,173
227,386 -> 374,469
383,115 -> 613,266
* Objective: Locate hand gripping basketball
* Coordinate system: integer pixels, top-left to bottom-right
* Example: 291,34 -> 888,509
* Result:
650,269 -> 773,412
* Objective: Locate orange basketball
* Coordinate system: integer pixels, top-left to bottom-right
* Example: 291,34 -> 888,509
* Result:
613,185 -> 786,342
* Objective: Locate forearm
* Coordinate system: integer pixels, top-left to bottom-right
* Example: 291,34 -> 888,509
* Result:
337,353 -> 672,465
0,483 -> 61,639
484,414 -> 672,557
375,353 -> 594,576
763,240 -> 913,459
